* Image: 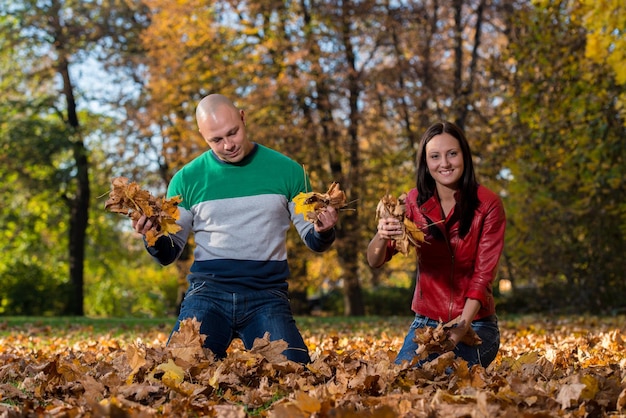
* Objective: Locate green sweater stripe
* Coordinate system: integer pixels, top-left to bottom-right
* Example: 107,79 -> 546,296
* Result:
168,145 -> 310,209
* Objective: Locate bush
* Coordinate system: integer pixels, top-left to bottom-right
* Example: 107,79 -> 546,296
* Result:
0,261 -> 70,315
364,287 -> 413,316
84,265 -> 179,318
310,287 -> 413,316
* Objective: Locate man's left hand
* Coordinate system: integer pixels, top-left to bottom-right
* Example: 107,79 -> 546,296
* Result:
314,206 -> 338,232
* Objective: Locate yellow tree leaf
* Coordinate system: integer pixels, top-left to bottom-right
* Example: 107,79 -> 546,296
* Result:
155,359 -> 185,387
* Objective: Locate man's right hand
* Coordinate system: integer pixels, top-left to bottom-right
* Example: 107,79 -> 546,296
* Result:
132,214 -> 154,236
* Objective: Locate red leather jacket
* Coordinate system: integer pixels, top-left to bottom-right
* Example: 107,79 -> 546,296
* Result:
385,185 -> 506,322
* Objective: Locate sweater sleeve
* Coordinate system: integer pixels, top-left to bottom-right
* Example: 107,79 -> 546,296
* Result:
144,204 -> 192,266
146,235 -> 184,265
304,228 -> 336,253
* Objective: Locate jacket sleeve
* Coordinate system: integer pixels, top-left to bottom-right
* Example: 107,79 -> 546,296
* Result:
465,195 -> 506,307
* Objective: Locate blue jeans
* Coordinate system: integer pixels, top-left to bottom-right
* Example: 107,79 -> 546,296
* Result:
395,314 -> 500,368
170,282 -> 310,364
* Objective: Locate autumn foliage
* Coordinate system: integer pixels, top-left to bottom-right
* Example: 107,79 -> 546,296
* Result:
1,316 -> 624,417
104,177 -> 182,246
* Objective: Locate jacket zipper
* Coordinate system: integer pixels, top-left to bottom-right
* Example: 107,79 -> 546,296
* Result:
447,241 -> 455,321
440,213 -> 455,322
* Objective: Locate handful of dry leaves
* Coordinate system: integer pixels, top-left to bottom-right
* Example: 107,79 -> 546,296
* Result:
104,176 -> 182,246
293,182 -> 348,224
413,317 -> 483,361
376,193 -> 425,255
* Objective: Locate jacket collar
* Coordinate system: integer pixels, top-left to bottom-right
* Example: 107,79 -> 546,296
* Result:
419,194 -> 443,222
419,189 -> 460,226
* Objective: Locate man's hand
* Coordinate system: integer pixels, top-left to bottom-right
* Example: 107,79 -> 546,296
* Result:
314,206 -> 338,233
132,214 -> 154,236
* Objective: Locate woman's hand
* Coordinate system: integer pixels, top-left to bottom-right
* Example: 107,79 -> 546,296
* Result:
377,217 -> 403,240
446,320 -> 470,350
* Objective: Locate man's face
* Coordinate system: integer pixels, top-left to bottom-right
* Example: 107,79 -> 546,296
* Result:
198,107 -> 254,163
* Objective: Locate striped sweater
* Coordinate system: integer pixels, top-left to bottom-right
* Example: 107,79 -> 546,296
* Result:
147,144 -> 335,291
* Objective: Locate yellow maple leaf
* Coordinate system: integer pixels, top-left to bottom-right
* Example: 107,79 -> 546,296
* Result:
293,192 -> 319,220
160,195 -> 182,219
160,218 -> 182,236
144,230 -> 159,247
155,359 -> 185,387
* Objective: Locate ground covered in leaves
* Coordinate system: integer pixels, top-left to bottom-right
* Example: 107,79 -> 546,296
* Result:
0,315 -> 624,417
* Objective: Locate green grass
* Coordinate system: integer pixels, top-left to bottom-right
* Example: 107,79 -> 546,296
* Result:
0,316 -> 174,338
0,315 -> 412,329
0,315 -> 412,339
3,313 -> 621,342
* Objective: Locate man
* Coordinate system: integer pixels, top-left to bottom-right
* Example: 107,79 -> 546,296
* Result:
133,94 -> 338,363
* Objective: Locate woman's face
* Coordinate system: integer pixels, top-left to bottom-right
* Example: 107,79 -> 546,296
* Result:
425,133 -> 464,190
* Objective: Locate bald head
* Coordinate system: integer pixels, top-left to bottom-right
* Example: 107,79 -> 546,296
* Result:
196,94 -> 238,123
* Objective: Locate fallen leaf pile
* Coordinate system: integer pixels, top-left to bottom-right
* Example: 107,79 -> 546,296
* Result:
293,182 -> 348,224
376,193 -> 425,255
0,315 -> 625,417
103,177 -> 182,246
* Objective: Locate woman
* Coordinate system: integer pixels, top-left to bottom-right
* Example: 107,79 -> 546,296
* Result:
367,121 -> 506,368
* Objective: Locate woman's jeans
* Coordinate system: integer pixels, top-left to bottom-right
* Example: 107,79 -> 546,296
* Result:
170,282 -> 310,364
395,314 -> 500,368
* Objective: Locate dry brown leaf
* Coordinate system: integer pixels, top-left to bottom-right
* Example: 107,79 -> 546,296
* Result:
250,332 -> 289,363
166,317 -> 208,366
124,342 -> 147,384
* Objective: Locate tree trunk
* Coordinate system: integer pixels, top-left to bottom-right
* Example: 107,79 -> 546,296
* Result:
58,51 -> 89,316
452,0 -> 485,130
336,0 -> 365,316
67,139 -> 89,315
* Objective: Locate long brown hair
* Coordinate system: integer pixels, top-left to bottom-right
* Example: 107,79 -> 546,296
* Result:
416,121 -> 479,238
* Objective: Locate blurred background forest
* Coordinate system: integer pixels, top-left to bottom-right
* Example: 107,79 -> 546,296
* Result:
1,0 -> 624,318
